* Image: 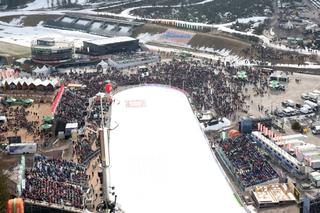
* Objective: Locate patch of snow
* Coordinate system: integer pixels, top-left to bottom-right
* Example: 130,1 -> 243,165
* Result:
90,22 -> 102,30
61,17 -> 75,23
110,85 -> 247,213
22,0 -> 89,11
75,19 -> 90,25
0,24 -> 107,48
120,0 -> 215,16
9,16 -> 26,26
137,33 -> 162,43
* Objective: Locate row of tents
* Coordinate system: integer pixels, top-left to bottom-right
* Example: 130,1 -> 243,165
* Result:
2,77 -> 59,90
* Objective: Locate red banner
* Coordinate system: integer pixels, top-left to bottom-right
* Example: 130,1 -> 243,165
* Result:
50,84 -> 65,114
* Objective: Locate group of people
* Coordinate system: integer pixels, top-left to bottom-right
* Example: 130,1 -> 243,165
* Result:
54,58 -> 273,126
73,138 -> 97,165
22,155 -> 87,209
217,135 -> 278,188
0,105 -> 40,140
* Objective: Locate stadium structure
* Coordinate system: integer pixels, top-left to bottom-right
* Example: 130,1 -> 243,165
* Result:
82,37 -> 139,56
31,38 -> 74,65
44,13 -> 144,37
103,85 -> 247,213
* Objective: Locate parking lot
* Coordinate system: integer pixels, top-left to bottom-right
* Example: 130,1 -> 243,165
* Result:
243,71 -> 320,145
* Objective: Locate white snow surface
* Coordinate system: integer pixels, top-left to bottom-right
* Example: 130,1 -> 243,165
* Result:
109,85 -> 246,213
120,0 -> 215,16
22,0 -> 89,11
0,23 -> 107,48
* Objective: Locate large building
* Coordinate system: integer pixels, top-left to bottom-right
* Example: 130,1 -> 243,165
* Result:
31,38 -> 74,65
82,37 -> 139,56
44,13 -> 143,37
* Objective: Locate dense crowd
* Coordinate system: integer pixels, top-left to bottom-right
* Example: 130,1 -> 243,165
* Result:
28,155 -> 87,185
22,175 -> 84,209
243,44 -> 311,64
22,155 -> 87,209
217,135 -> 278,188
73,138 -> 97,165
56,90 -> 88,126
0,105 -> 40,142
54,58 -> 272,126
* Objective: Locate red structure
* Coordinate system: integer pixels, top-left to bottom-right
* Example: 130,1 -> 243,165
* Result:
51,84 -> 65,114
105,82 -> 112,94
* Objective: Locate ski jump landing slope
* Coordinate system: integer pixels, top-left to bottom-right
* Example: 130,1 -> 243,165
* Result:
109,85 -> 246,213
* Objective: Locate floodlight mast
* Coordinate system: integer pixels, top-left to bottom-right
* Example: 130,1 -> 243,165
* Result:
97,90 -> 119,213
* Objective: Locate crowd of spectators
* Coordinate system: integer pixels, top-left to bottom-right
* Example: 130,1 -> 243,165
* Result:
217,135 -> 278,188
0,105 -> 41,143
54,58 -> 272,125
22,155 -> 87,209
28,155 -> 87,185
73,138 -> 97,164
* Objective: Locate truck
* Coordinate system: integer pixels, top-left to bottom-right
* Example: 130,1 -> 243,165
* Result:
6,143 -> 37,154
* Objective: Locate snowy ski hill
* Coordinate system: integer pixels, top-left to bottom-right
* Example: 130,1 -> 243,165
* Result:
109,85 -> 246,213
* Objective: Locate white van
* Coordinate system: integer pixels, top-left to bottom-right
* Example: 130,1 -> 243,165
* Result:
304,100 -> 318,109
283,107 -> 295,116
312,126 -> 320,134
300,105 -> 312,114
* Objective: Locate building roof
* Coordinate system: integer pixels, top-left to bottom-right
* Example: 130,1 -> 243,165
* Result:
86,36 -> 137,46
252,183 -> 296,205
270,71 -> 288,79
2,77 -> 58,87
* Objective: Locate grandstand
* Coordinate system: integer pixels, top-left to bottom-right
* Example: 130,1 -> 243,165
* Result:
82,37 -> 139,56
107,52 -> 160,69
216,135 -> 279,191
109,85 -> 246,213
22,155 -> 87,212
44,13 -> 144,37
251,131 -> 305,175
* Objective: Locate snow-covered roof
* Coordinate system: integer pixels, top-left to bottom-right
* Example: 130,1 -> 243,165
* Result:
86,36 -> 136,46
109,85 -> 246,213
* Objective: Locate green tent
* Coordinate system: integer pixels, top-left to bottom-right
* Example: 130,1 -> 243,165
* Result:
43,115 -> 54,123
40,123 -> 52,130
269,80 -> 279,89
237,71 -> 247,80
23,99 -> 34,105
5,97 -> 16,104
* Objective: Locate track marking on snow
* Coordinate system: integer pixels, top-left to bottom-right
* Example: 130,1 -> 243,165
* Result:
125,100 -> 146,108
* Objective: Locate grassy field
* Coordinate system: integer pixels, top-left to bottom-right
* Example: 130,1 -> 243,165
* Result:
188,33 -> 251,55
132,23 -> 168,37
0,41 -> 30,59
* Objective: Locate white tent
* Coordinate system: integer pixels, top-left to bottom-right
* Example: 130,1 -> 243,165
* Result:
0,116 -> 7,123
33,66 -> 50,76
97,60 -> 109,69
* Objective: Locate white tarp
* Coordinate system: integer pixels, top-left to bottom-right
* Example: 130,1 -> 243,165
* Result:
109,85 -> 246,213
97,60 -> 109,69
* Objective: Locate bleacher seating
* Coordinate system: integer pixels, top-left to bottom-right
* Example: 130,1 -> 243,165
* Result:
217,135 -> 278,189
